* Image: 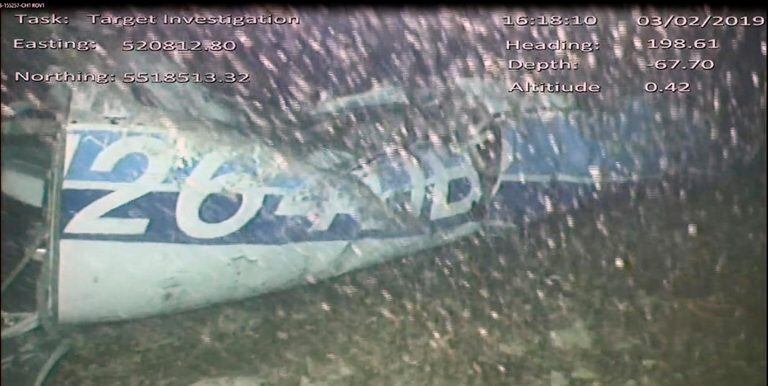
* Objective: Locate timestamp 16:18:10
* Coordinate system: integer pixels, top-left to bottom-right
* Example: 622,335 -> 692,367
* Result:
502,16 -> 599,27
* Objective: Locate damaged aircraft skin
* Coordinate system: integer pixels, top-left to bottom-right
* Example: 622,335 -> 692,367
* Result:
2,69 -> 677,325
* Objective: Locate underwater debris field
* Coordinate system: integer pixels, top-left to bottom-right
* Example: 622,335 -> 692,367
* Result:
2,171 -> 762,385
2,6 -> 766,386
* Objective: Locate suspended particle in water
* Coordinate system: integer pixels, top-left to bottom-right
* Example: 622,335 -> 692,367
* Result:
687,223 -> 698,237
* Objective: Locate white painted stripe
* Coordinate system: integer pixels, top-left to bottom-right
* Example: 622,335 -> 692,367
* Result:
498,173 -> 633,184
62,180 -> 180,192
61,180 -> 293,196
65,123 -> 168,134
555,173 -> 601,184
56,221 -> 480,323
498,174 -> 554,183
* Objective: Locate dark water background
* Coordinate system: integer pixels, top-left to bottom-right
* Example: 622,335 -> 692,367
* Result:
2,6 -> 766,385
